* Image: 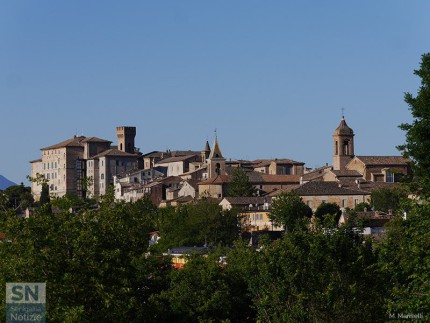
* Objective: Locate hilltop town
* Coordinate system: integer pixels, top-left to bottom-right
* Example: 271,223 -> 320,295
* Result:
29,117 -> 410,234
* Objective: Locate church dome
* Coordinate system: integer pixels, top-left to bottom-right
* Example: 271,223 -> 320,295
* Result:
333,117 -> 354,135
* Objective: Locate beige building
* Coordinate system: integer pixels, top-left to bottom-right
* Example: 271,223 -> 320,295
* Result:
30,126 -> 139,200
253,159 -> 305,175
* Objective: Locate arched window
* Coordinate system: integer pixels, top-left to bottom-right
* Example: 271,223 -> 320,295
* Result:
343,140 -> 349,155
215,163 -> 221,175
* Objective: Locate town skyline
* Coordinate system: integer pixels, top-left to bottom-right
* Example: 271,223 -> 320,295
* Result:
2,1 -> 430,183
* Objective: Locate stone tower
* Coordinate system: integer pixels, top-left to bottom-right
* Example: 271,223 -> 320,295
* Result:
116,126 -> 136,154
333,117 -> 354,170
207,136 -> 225,178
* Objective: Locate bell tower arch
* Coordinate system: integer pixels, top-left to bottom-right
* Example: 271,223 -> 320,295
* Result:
333,117 -> 354,170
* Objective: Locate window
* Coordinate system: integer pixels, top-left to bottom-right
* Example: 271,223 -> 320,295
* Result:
343,140 -> 349,155
342,199 -> 347,208
386,171 -> 394,183
307,200 -> 312,208
355,199 -> 359,206
215,163 -> 221,175
101,174 -> 105,180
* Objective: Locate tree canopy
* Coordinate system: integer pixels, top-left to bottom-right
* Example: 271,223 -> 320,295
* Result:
398,53 -> 430,196
269,191 -> 312,231
227,167 -> 256,197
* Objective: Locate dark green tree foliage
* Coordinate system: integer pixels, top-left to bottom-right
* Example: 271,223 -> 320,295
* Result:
229,224 -> 387,322
370,187 -> 407,214
269,191 -> 312,231
0,183 -> 33,211
154,200 -> 240,251
398,53 -> 430,196
0,196 -> 170,323
354,202 -> 371,212
379,203 -> 430,314
314,202 -> 341,223
227,167 -> 256,197
154,250 -> 254,322
39,183 -> 50,206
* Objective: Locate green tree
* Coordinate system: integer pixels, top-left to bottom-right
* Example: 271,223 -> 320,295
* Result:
154,200 -> 240,251
27,174 -> 50,206
378,203 -> 430,314
398,53 -> 430,196
354,202 -> 371,212
154,249 -> 254,322
0,183 -> 34,211
370,187 -> 407,214
0,196 -> 169,322
231,223 -> 387,322
269,191 -> 312,231
227,168 -> 256,197
314,202 -> 341,224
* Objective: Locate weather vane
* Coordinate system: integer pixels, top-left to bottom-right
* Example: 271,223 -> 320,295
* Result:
341,107 -> 345,119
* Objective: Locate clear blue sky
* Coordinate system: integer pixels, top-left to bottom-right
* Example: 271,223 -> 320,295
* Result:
1,1 -> 429,184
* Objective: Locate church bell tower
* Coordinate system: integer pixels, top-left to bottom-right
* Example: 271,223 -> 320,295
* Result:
333,117 -> 354,170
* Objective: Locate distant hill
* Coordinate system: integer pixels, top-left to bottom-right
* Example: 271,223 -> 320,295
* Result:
0,175 -> 17,190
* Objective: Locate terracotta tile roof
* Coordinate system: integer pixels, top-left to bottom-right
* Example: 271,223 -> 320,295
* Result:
343,211 -> 394,228
41,136 -> 86,150
331,170 -> 362,177
355,156 -> 411,166
156,154 -> 199,164
222,196 -> 271,206
301,166 -> 331,181
293,181 -> 368,196
159,176 -> 183,185
30,158 -> 42,163
198,175 -> 231,185
266,186 -> 301,197
171,150 -> 201,157
340,179 -> 402,193
81,137 -> 111,143
92,148 -> 137,158
253,159 -> 304,168
259,174 -> 301,183
141,151 -> 166,158
245,171 -> 300,184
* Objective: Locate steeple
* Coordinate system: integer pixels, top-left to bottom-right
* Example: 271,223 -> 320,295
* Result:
207,135 -> 226,178
201,140 -> 211,162
333,117 -> 355,170
209,136 -> 223,159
